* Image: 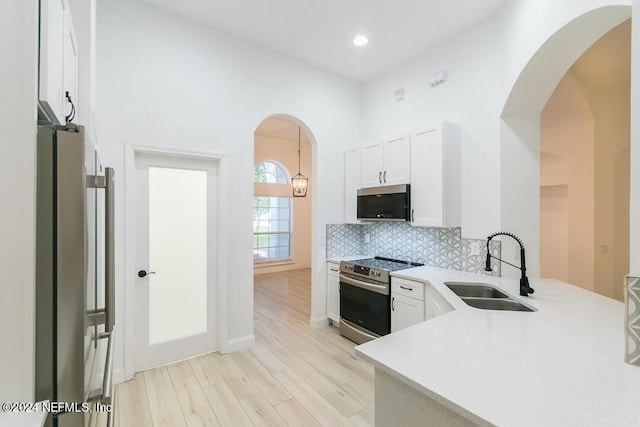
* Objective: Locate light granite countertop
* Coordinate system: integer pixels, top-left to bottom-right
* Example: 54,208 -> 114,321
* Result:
354,266 -> 640,426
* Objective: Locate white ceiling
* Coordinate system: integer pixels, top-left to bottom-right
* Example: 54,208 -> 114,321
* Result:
138,0 -> 508,82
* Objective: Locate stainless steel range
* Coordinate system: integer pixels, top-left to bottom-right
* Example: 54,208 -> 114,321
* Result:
339,257 -> 422,344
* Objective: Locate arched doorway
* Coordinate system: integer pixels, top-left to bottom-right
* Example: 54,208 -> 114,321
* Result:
498,5 -> 631,292
540,20 -> 630,300
253,116 -> 313,273
252,114 -> 318,325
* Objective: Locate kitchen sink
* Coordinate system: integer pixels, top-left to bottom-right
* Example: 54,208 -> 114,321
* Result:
444,282 -> 536,312
445,282 -> 509,299
461,297 -> 535,312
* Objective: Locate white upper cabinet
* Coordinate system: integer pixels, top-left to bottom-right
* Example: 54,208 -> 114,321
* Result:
345,148 -> 361,224
40,0 -> 78,124
410,122 -> 461,227
361,139 -> 384,188
361,133 -> 410,188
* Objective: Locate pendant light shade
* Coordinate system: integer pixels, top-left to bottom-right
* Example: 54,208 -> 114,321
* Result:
292,127 -> 308,197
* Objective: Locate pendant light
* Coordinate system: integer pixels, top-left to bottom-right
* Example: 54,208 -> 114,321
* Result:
291,126 -> 308,197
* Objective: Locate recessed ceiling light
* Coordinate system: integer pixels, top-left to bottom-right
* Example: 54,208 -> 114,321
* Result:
353,35 -> 369,47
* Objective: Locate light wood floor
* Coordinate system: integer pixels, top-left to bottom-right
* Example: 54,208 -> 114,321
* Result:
115,268 -> 375,426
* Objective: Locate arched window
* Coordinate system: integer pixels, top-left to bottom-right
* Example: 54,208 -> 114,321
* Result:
253,161 -> 289,184
253,161 -> 292,262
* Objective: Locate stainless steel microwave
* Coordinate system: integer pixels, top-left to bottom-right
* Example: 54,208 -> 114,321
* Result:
357,184 -> 411,221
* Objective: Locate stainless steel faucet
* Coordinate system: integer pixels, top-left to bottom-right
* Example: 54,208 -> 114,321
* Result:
484,232 -> 534,297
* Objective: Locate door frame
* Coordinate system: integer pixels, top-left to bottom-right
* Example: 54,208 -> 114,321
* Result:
123,143 -> 229,381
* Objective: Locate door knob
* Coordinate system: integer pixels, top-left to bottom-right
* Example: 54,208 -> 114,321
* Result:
138,270 -> 156,278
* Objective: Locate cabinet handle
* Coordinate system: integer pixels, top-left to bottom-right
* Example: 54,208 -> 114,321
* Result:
383,171 -> 387,183
330,268 -> 338,272
391,296 -> 395,311
400,285 -> 413,291
411,209 -> 414,222
379,171 -> 382,184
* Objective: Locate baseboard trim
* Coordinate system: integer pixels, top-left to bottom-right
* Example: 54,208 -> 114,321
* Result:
309,316 -> 330,329
98,367 -> 126,386
221,334 -> 255,354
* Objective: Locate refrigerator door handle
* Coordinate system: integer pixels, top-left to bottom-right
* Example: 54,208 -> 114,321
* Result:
88,328 -> 115,405
104,168 -> 115,333
86,168 -> 116,333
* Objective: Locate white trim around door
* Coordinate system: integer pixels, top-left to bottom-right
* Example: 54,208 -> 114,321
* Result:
123,143 -> 229,381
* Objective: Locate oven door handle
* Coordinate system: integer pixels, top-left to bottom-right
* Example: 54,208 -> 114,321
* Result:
340,274 -> 389,295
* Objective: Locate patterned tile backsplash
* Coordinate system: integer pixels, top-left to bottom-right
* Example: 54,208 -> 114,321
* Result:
626,275 -> 640,366
326,223 -> 501,276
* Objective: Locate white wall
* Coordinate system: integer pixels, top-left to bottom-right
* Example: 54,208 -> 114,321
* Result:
0,0 -> 37,402
362,17 -> 503,239
362,0 -> 632,279
540,74 -> 596,290
96,0 -> 361,375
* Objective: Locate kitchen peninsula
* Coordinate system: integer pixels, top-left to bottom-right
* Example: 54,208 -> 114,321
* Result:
355,266 -> 640,426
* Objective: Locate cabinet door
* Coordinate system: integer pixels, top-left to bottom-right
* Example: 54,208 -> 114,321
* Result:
39,0 -> 66,123
327,263 -> 340,323
345,148 -> 361,223
410,125 -> 444,226
391,293 -> 424,333
361,140 -> 384,188
382,133 -> 411,185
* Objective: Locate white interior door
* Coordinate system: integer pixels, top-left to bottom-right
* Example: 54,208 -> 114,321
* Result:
134,153 -> 218,372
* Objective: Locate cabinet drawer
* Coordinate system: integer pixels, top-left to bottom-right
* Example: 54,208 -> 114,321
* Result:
391,278 -> 424,300
327,262 -> 340,277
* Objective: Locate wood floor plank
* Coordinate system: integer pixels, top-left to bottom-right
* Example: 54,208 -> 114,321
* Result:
166,359 -> 196,382
274,399 -> 322,427
231,349 -> 292,406
117,373 -> 154,427
341,380 -> 375,412
329,351 -> 375,390
273,368 -> 352,427
239,392 -> 288,427
188,353 -> 225,388
171,375 -> 221,427
349,409 -> 375,427
249,342 -> 288,374
209,352 -> 259,400
202,382 -> 254,427
271,347 -> 364,418
143,367 -> 187,427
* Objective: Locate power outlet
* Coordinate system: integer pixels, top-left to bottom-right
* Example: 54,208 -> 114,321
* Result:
470,241 -> 480,256
364,232 -> 371,244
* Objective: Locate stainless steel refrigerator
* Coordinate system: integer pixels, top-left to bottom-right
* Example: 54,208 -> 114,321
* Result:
36,121 -> 116,427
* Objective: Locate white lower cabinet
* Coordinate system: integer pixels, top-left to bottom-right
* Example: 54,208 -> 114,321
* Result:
391,277 -> 454,332
327,262 -> 340,324
391,278 -> 424,332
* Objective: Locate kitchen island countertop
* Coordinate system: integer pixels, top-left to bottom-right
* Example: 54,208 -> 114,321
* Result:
355,266 -> 640,426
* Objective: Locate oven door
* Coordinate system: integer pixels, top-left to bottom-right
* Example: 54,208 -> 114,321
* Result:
339,274 -> 390,343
